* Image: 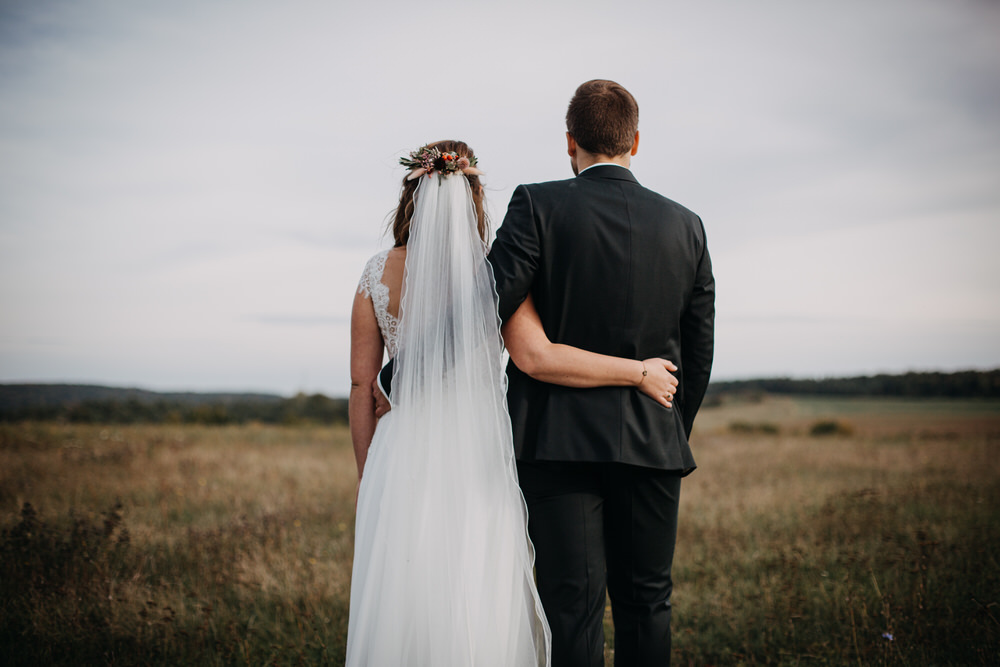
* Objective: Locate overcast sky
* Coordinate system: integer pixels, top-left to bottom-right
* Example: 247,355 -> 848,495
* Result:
1,0 -> 998,396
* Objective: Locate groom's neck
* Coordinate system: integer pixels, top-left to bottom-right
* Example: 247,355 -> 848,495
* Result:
566,130 -> 639,176
570,144 -> 632,176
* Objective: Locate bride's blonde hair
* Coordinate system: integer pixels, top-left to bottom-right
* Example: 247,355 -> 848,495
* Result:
390,139 -> 487,247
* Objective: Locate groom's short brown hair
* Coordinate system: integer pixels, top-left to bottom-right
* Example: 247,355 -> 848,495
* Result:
566,79 -> 639,157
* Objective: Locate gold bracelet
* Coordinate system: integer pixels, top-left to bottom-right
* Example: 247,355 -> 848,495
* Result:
639,361 -> 648,385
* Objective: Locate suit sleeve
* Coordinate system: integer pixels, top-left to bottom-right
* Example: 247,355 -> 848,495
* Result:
679,218 -> 715,438
488,185 -> 540,322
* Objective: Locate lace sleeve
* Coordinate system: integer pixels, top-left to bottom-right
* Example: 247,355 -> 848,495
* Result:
357,253 -> 381,299
356,250 -> 399,356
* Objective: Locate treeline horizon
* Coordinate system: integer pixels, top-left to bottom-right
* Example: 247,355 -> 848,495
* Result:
1,368 -> 997,424
0,388 -> 346,426
705,368 -> 1000,400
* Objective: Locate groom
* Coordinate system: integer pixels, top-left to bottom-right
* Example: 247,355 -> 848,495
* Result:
488,80 -> 715,665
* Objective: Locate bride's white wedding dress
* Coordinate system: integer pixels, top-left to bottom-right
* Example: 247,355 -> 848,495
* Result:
346,174 -> 550,665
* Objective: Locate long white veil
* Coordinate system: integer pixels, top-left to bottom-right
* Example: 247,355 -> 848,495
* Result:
347,172 -> 550,665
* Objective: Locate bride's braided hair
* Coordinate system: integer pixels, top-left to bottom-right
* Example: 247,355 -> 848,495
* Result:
390,139 -> 487,247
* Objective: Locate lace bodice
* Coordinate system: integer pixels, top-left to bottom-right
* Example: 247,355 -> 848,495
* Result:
357,250 -> 400,358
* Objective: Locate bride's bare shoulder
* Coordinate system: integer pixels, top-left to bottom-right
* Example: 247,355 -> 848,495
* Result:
383,247 -> 406,275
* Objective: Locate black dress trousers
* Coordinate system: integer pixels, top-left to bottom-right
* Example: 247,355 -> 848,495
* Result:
517,460 -> 682,667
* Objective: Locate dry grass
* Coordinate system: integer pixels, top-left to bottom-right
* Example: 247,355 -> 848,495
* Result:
2,397 -> 998,665
671,396 -> 1000,665
1,423 -> 357,665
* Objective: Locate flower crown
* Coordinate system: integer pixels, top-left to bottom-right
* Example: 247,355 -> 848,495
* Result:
400,145 -> 483,181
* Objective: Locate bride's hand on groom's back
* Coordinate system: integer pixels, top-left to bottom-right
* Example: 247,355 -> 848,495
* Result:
639,358 -> 679,409
372,378 -> 391,419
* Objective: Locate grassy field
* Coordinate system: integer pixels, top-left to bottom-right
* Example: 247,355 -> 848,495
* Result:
1,396 -> 997,665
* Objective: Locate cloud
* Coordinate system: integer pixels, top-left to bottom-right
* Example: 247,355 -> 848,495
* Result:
244,314 -> 348,327
1,0 -> 999,393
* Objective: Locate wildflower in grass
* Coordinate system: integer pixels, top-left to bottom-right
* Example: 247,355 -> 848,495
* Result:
882,632 -> 894,641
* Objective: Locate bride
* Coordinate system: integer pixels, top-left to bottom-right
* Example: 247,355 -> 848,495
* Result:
346,141 -> 678,665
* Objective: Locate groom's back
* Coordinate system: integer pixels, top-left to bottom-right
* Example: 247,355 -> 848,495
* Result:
531,170 -> 704,360
490,165 -> 714,470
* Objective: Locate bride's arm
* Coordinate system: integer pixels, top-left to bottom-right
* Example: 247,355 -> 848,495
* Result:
501,294 -> 679,408
349,290 -> 384,482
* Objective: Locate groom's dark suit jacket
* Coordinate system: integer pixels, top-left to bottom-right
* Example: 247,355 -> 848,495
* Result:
487,165 -> 714,472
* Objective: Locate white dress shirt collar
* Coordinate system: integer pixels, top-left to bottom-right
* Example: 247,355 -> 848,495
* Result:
578,162 -> 630,175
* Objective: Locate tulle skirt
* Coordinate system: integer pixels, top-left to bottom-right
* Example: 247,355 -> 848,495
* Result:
346,391 -> 550,666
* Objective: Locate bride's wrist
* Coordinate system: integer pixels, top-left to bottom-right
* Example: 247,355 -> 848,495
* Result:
636,360 -> 648,386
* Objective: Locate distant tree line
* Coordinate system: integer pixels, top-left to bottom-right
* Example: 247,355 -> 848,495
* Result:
2,369 -> 997,424
706,369 -> 1000,399
0,390 -> 348,425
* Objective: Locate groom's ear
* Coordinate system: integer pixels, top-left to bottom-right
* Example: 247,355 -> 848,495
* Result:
630,130 -> 640,156
567,133 -> 580,175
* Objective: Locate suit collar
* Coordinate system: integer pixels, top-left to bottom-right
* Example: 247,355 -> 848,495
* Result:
576,163 -> 638,184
